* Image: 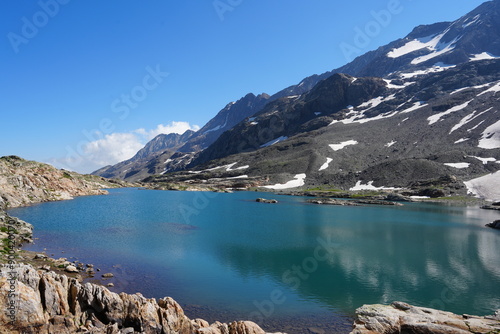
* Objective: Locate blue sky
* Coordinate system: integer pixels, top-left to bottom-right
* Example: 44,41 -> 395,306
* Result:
0,0 -> 488,173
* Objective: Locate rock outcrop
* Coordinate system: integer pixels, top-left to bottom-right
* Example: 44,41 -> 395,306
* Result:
486,220 -> 500,229
0,156 -> 127,209
256,198 -> 278,204
0,264 -> 284,334
350,302 -> 500,334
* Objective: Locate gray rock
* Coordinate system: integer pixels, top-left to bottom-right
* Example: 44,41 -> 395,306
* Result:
256,198 -> 278,204
64,265 -> 79,273
102,273 -> 114,278
350,302 -> 500,334
385,193 -> 411,202
486,220 -> 500,230
308,198 -> 360,206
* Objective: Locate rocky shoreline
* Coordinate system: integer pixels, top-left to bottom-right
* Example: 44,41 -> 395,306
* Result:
0,263 -> 287,334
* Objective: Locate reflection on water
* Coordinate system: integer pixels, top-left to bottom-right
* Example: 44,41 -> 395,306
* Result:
9,189 -> 500,327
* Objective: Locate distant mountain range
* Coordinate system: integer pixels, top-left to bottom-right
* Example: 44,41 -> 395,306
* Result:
93,0 -> 500,198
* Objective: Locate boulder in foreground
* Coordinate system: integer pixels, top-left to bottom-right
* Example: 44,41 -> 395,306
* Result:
350,301 -> 500,334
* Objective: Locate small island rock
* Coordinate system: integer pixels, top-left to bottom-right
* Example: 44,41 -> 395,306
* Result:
486,220 -> 500,230
256,198 -> 278,204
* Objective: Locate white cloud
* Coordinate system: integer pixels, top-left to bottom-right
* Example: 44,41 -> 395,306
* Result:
135,121 -> 200,141
83,132 -> 144,166
50,121 -> 200,174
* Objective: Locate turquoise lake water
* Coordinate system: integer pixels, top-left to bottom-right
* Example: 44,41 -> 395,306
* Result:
8,188 -> 500,333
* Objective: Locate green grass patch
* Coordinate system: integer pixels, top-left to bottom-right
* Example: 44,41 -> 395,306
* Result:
305,186 -> 343,192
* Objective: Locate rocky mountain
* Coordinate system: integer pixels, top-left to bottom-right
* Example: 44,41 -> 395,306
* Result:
0,156 -> 128,210
334,0 -> 500,78
134,130 -> 195,161
93,130 -> 195,181
178,93 -> 271,152
95,0 -> 500,200
167,58 -> 499,198
193,74 -> 389,165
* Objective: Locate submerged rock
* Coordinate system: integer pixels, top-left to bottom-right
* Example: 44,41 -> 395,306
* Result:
0,264 -> 284,334
350,302 -> 500,334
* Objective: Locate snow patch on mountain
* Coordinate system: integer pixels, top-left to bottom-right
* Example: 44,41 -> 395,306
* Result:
462,14 -> 481,29
470,52 -> 500,61
444,163 -> 470,169
330,95 -> 401,125
411,34 -> 461,65
470,156 -> 498,164
319,158 -> 333,171
386,27 -> 461,65
455,138 -> 469,144
204,115 -> 229,134
358,96 -> 387,110
468,120 -> 486,132
427,100 -> 472,125
385,141 -> 397,148
329,140 -> 358,151
478,119 -> 500,149
225,175 -> 249,180
384,79 -> 415,89
399,101 -> 428,114
450,108 -> 492,133
260,136 -> 289,148
263,174 -> 306,190
206,162 -> 249,172
350,181 -> 401,191
451,83 -> 492,95
464,171 -> 500,201
399,63 -> 455,79
478,81 -> 500,96
387,34 -> 437,58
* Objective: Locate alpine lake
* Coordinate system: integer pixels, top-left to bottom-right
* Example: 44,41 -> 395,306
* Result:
8,188 -> 500,334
